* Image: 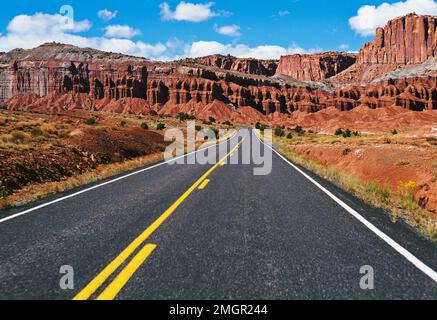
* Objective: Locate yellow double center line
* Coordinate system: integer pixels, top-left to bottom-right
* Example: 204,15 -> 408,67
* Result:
73,139 -> 243,300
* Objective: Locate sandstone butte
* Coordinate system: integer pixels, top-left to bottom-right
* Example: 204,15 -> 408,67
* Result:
0,13 -> 436,125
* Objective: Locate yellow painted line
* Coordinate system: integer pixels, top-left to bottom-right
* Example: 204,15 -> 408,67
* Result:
220,162 -> 225,167
73,139 -> 243,300
198,179 -> 210,190
96,244 -> 157,300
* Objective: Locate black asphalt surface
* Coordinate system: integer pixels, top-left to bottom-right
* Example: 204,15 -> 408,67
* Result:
0,129 -> 435,299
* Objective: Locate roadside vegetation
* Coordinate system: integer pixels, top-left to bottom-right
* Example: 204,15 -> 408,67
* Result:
0,109 -> 236,211
262,128 -> 437,241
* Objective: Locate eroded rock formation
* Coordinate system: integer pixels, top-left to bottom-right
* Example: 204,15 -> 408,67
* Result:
275,52 -> 356,81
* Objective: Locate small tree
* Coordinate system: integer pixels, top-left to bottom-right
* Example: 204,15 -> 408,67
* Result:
343,128 -> 352,138
274,127 -> 285,137
140,122 -> 149,130
335,128 -> 343,136
156,123 -> 166,130
255,122 -> 261,129
84,118 -> 96,125
286,133 -> 293,139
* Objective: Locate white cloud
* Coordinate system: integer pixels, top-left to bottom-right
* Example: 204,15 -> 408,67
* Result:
97,9 -> 118,21
186,41 -> 322,59
160,1 -> 217,22
349,0 -> 437,36
214,24 -> 241,37
104,25 -> 141,38
339,44 -> 350,50
278,10 -> 291,17
0,12 -> 321,61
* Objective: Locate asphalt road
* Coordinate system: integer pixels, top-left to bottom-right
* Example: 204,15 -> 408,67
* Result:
0,129 -> 436,299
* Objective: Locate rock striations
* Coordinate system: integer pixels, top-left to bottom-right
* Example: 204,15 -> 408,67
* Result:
1,14 -> 436,123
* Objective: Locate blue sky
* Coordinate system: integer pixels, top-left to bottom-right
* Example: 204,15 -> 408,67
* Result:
1,0 -> 436,60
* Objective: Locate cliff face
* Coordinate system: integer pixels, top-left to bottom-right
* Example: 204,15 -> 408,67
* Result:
358,14 -> 437,65
1,14 -> 437,121
181,55 -> 278,76
275,52 -> 356,81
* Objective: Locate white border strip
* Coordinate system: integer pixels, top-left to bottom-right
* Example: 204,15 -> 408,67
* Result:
255,131 -> 437,283
0,135 -> 234,224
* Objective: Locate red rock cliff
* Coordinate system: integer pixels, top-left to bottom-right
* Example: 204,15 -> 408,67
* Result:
275,52 -> 356,81
358,14 -> 437,65
181,55 -> 278,76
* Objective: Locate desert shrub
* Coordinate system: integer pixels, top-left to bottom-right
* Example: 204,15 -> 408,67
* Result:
223,121 -> 233,126
398,181 -> 417,202
11,131 -> 29,144
149,110 -> 158,116
203,120 -> 212,125
177,112 -> 187,121
274,127 -> 285,137
209,117 -> 216,123
353,131 -> 360,137
30,128 -> 43,136
342,148 -> 352,156
294,125 -> 305,134
392,129 -> 398,135
156,123 -> 166,130
65,119 -> 74,124
286,133 -> 293,139
255,122 -> 261,129
195,125 -> 202,131
335,128 -> 343,136
342,128 -> 352,138
396,160 -> 410,166
187,114 -> 196,120
40,123 -> 57,134
120,120 -> 127,128
0,181 -> 7,199
84,118 -> 96,125
140,122 -> 149,130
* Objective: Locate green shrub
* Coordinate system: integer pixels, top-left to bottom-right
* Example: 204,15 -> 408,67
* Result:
335,128 -> 343,136
149,110 -> 158,116
156,123 -> 166,130
274,127 -> 285,137
177,112 -> 187,121
342,128 -> 352,138
209,117 -> 216,123
30,128 -> 43,136
120,120 -> 127,128
286,133 -> 293,139
294,125 -> 305,134
392,129 -> 398,135
140,122 -> 149,130
84,118 -> 96,125
195,125 -> 202,131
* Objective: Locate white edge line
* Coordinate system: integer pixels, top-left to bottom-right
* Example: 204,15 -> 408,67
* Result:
0,134 -> 236,224
254,130 -> 437,283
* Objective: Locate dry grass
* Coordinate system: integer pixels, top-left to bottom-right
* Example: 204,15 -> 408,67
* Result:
275,139 -> 437,241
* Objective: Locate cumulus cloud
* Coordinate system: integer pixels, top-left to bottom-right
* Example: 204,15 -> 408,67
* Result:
214,24 -> 241,37
0,12 -> 320,61
0,12 -> 172,60
349,0 -> 437,36
278,10 -> 291,17
97,9 -> 118,21
160,1 -> 218,22
186,41 -> 321,59
339,44 -> 350,50
104,25 -> 141,38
